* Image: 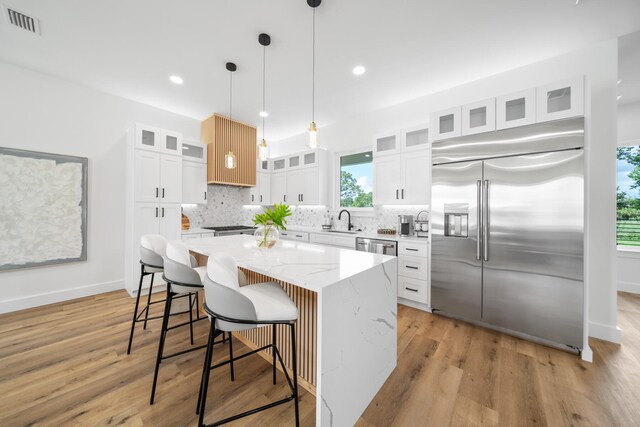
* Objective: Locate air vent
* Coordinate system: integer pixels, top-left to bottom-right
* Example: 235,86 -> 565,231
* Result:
4,5 -> 40,34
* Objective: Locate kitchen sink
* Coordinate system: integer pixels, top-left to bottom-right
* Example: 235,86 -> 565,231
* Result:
326,230 -> 359,234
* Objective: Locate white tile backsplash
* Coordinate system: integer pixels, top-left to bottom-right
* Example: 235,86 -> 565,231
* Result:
182,185 -> 428,232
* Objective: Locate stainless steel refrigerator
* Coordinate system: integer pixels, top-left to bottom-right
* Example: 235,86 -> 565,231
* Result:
431,117 -> 584,352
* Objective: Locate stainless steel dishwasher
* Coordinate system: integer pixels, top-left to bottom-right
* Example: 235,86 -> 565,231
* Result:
355,237 -> 397,256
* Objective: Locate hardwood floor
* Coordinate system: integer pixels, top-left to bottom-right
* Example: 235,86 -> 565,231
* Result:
0,291 -> 639,426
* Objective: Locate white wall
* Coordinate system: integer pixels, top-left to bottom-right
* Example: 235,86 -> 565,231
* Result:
0,61 -> 200,313
273,39 -> 620,344
616,101 -> 640,294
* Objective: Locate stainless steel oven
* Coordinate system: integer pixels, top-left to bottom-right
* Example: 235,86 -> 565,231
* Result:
355,237 -> 397,256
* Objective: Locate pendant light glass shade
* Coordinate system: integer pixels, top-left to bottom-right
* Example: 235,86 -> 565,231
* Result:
258,139 -> 269,161
225,151 -> 237,169
308,121 -> 317,149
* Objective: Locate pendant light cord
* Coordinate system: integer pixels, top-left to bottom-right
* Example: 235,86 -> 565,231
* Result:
312,7 -> 315,123
262,44 -> 266,141
229,70 -> 233,119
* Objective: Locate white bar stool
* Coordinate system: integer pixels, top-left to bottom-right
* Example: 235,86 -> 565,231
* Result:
196,254 -> 300,427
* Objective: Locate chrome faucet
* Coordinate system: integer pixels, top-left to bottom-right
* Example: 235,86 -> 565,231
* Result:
338,209 -> 354,231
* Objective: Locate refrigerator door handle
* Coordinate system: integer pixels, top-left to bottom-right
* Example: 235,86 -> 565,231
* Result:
483,180 -> 489,262
477,180 -> 482,261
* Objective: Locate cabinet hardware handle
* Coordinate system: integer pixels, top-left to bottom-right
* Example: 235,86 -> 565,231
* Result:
477,180 -> 482,261
162,207 -> 165,217
156,187 -> 159,198
252,195 -> 254,202
483,180 -> 489,262
162,188 -> 165,198
401,189 -> 405,199
155,207 -> 158,217
406,265 -> 419,270
301,194 -> 304,202
284,195 -> 286,202
204,191 -> 207,200
406,287 -> 418,292
406,248 -> 418,251
396,189 -> 399,199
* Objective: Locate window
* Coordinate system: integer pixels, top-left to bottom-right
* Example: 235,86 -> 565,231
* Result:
617,145 -> 640,247
339,151 -> 373,208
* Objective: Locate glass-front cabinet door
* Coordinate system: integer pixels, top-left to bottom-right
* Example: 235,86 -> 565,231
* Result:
496,88 -> 536,130
160,130 -> 183,156
271,157 -> 286,172
135,124 -> 161,152
536,76 -> 584,122
302,151 -> 318,168
401,124 -> 429,152
181,140 -> 207,163
462,98 -> 496,136
430,107 -> 462,142
287,154 -> 302,169
373,131 -> 401,157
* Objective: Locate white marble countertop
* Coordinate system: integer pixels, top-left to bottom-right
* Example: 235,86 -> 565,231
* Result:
183,234 -> 396,293
284,225 -> 430,243
181,227 -> 216,235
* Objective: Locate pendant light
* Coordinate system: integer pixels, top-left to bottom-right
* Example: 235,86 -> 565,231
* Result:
258,33 -> 271,161
307,0 -> 321,149
224,62 -> 237,169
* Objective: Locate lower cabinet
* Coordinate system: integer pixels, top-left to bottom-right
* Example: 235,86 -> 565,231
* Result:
135,202 -> 181,242
309,233 -> 356,248
397,241 -> 430,305
279,230 -> 309,242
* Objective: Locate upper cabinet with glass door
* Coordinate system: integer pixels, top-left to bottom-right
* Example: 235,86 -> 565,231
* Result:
536,76 -> 584,122
135,124 -> 161,152
462,98 -> 496,136
271,156 -> 287,173
373,131 -> 402,157
496,88 -> 536,130
257,158 -> 270,173
401,124 -> 430,152
160,130 -> 183,156
182,140 -> 207,163
430,107 -> 462,142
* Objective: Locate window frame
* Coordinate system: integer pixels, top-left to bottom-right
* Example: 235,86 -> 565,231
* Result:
334,147 -> 375,216
616,140 -> 640,250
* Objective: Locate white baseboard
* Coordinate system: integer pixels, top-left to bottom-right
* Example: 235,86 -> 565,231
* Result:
588,321 -> 622,344
0,279 -> 124,314
618,280 -> 640,294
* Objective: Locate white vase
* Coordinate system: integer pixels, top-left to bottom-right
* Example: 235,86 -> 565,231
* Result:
254,224 -> 279,248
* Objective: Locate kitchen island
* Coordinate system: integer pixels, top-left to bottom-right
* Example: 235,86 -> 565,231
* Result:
184,235 -> 398,427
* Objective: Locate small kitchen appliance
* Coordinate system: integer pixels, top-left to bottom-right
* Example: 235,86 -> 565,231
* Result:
415,210 -> 429,238
397,215 -> 414,236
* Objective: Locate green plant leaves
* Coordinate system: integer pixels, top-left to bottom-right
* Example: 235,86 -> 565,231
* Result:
252,203 -> 292,230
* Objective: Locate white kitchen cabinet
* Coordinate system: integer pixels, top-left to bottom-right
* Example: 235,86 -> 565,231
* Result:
160,129 -> 183,156
400,150 -> 430,204
258,158 -> 270,173
462,98 -> 496,136
271,172 -> 287,204
159,204 -> 182,241
287,170 -> 304,204
160,155 -> 183,203
299,168 -> 320,205
279,230 -> 309,242
182,161 -> 207,204
430,107 -> 462,141
496,88 -> 536,130
373,131 -> 401,157
135,202 -> 161,240
135,124 -> 161,152
301,151 -> 319,168
309,232 -> 355,248
271,157 -> 287,173
536,76 -> 584,122
258,172 -> 271,205
135,150 -> 161,203
373,155 -> 402,205
397,240 -> 429,305
182,141 -> 207,163
398,276 -> 428,303
401,124 -> 429,152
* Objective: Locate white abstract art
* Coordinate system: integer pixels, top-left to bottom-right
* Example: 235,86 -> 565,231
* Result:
0,148 -> 88,270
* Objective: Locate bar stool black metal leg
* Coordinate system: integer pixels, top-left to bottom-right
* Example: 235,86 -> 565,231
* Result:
127,266 -> 145,355
195,292 -> 201,320
290,323 -> 300,427
272,324 -> 277,385
229,332 -> 235,381
197,321 -> 217,425
143,272 -> 155,329
150,288 -> 173,405
189,293 -> 194,345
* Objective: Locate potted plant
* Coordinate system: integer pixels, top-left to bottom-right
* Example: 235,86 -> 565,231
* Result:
252,203 -> 292,248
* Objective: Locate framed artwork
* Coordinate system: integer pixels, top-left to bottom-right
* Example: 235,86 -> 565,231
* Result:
0,147 -> 88,271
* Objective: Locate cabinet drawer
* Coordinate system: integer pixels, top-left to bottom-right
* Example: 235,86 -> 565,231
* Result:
399,255 -> 428,279
310,233 -> 356,248
398,242 -> 428,257
280,230 -> 309,242
398,276 -> 428,303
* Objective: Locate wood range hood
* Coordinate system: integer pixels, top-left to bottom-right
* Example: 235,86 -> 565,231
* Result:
201,113 -> 257,187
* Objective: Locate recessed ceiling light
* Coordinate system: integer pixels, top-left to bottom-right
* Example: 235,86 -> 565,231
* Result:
352,66 -> 366,76
617,95 -> 622,101
169,75 -> 183,85
259,111 -> 269,117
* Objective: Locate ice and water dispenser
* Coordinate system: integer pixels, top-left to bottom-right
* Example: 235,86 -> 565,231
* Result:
444,203 -> 469,238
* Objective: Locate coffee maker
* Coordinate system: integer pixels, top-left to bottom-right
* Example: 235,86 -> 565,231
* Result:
397,215 -> 414,236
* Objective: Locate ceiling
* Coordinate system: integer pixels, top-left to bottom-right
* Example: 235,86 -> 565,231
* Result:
1,0 -> 639,141
619,30 -> 640,105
